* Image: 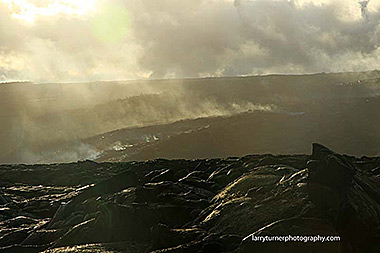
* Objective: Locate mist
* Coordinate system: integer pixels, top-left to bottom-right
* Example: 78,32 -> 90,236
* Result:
0,78 -> 281,163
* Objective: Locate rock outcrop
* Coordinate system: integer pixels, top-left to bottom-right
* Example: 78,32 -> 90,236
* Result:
0,144 -> 379,252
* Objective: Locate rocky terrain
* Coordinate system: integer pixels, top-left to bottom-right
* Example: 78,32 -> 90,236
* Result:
0,144 -> 379,252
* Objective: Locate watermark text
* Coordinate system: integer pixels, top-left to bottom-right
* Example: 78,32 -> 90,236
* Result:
251,235 -> 341,243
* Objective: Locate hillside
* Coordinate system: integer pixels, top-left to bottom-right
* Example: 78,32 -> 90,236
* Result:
2,71 -> 379,164
86,79 -> 380,161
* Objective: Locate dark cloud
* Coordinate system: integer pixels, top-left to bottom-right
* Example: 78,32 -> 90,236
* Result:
128,0 -> 380,77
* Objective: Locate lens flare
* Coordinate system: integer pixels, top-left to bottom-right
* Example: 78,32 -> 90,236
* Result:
91,3 -> 130,43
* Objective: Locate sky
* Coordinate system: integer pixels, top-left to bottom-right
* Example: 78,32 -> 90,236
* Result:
0,0 -> 379,82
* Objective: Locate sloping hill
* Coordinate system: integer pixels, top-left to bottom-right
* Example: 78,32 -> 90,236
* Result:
88,93 -> 380,162
1,71 -> 380,163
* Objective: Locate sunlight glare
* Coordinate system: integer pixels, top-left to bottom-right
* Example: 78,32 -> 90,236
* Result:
2,0 -> 97,23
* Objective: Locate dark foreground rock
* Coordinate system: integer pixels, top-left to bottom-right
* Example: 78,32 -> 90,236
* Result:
0,144 -> 380,252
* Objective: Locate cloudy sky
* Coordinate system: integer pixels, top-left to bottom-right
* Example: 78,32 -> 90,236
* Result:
0,0 -> 379,82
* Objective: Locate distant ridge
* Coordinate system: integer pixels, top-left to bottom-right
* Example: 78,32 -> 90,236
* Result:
8,69 -> 380,85
0,80 -> 33,85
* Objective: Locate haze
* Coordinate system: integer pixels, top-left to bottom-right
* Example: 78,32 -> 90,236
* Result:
1,0 -> 380,164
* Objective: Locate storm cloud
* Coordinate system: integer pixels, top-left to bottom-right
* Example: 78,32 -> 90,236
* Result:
1,0 -> 380,82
